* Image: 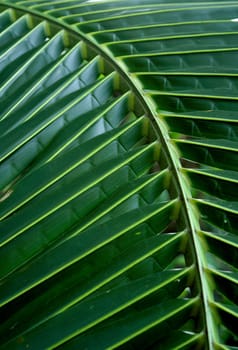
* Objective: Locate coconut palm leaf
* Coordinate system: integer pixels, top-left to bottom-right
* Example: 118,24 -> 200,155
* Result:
0,0 -> 237,349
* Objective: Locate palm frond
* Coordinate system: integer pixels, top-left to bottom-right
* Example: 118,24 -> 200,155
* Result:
0,1 -> 238,349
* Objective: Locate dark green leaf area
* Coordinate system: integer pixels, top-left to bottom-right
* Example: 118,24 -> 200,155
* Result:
0,16 -> 29,55
95,20 -> 238,45
214,303 -> 238,343
0,232 -> 189,347
176,142 -> 238,171
0,24 -> 47,85
0,203 -> 177,304
0,118 -> 147,218
75,4 -> 238,33
0,44 -> 85,134
58,299 -> 198,350
211,269 -> 238,306
0,74 -> 113,187
186,171 -> 238,202
199,203 -> 238,236
125,51 -> 238,75
154,96 -> 238,120
143,76 -> 238,102
1,1 -> 238,349
204,233 -> 238,270
1,147 -> 158,243
0,91 -> 133,193
0,9 -> 12,32
108,34 -> 238,57
2,296 -> 196,350
146,330 -> 204,350
166,118 -> 238,142
0,144 -> 162,277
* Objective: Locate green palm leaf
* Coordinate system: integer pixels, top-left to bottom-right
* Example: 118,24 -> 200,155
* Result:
0,0 -> 237,349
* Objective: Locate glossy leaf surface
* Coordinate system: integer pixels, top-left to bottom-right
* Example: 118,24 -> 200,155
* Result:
0,1 -> 238,349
